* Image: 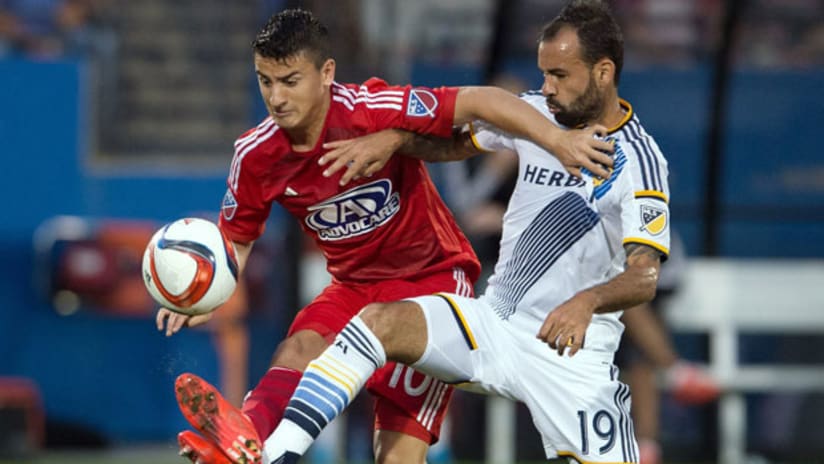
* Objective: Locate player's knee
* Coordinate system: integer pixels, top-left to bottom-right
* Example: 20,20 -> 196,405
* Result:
270,330 -> 328,370
359,302 -> 399,343
361,302 -> 421,348
359,301 -> 426,361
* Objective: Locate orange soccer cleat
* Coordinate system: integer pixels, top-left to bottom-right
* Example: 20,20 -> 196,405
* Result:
669,362 -> 721,405
637,438 -> 662,464
175,373 -> 262,464
178,430 -> 233,464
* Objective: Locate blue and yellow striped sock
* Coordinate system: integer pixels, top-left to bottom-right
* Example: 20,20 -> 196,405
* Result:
263,316 -> 386,461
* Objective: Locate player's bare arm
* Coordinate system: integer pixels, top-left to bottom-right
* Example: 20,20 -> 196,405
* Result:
321,86 -> 613,182
396,129 -> 478,162
537,243 -> 663,356
453,86 -> 614,178
156,240 -> 254,337
320,129 -> 479,185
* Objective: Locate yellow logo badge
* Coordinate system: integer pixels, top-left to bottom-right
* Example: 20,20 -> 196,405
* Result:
640,205 -> 667,235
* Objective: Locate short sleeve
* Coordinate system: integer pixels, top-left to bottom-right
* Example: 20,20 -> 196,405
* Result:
467,119 -> 516,152
616,142 -> 671,257
621,194 -> 671,257
218,184 -> 269,244
354,78 -> 459,138
218,129 -> 274,243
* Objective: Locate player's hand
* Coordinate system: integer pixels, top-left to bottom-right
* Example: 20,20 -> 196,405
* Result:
536,292 -> 596,357
319,130 -> 410,186
553,125 -> 613,179
155,308 -> 213,337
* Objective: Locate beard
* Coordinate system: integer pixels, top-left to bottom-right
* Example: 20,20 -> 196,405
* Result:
546,77 -> 604,128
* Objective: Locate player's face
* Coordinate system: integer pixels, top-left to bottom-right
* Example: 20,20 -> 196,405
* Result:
254,52 -> 335,131
537,27 -> 606,128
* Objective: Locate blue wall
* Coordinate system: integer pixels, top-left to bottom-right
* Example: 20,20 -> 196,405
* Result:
0,60 -> 237,443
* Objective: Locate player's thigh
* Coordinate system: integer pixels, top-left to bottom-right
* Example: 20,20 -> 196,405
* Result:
366,294 -> 472,447
405,293 -> 516,395
519,347 -> 639,463
366,292 -> 510,450
275,283 -> 369,368
406,294 -> 481,382
365,273 -> 476,449
368,294 -> 492,447
287,282 -> 370,337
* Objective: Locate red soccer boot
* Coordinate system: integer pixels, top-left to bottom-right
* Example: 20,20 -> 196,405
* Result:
668,362 -> 721,405
178,430 -> 232,464
175,373 -> 262,464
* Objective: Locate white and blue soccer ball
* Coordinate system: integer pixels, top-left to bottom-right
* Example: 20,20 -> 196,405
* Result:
142,218 -> 239,316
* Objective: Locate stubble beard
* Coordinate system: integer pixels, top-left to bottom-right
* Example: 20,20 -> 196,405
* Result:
548,78 -> 604,128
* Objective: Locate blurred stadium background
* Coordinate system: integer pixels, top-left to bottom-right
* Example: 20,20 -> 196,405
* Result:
1,0 -> 822,463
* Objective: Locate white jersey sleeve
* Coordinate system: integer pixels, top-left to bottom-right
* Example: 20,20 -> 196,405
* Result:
467,120 -> 516,152
611,115 -> 671,256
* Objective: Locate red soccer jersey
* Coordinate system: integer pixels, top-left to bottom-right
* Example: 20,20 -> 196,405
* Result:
218,78 -> 480,284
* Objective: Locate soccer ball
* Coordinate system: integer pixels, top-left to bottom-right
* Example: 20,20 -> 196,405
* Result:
142,218 -> 239,316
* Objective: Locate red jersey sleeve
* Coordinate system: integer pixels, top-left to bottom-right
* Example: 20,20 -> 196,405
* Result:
218,120 -> 278,243
355,77 -> 458,137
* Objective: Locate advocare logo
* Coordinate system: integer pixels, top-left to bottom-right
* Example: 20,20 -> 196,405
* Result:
305,179 -> 400,241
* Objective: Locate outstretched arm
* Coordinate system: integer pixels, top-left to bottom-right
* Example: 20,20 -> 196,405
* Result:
453,86 -> 613,178
536,243 -> 663,356
321,86 -> 614,185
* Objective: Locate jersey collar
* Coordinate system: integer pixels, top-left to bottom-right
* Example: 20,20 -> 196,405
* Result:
607,99 -> 633,134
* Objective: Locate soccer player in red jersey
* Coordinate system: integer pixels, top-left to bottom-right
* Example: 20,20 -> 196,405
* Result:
156,8 -> 613,464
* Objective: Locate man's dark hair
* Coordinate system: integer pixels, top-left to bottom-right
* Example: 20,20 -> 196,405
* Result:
539,0 -> 624,85
252,9 -> 331,67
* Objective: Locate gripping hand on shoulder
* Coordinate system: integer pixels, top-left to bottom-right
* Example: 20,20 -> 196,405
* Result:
554,125 -> 613,179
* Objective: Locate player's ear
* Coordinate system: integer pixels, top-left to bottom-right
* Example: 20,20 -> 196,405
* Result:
594,58 -> 615,88
321,58 -> 336,86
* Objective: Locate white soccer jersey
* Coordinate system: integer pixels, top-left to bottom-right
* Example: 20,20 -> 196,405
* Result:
469,92 -> 670,353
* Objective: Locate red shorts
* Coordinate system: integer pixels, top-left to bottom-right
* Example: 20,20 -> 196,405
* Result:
287,267 -> 474,444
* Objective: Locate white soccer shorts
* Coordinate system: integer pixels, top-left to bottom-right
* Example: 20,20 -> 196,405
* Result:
408,293 -> 639,463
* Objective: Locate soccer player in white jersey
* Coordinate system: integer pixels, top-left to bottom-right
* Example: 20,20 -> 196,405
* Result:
262,1 -> 669,462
